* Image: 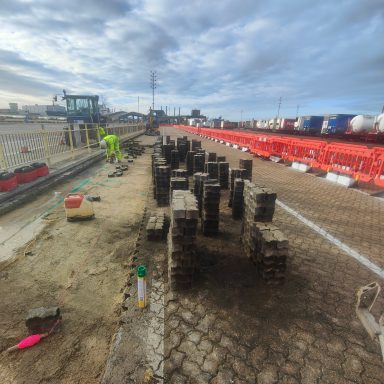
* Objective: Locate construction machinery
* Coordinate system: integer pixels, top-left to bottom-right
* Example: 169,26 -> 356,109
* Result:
61,90 -> 107,147
145,108 -> 160,135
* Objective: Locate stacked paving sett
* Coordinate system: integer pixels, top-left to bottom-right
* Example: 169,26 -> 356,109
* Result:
228,168 -> 248,207
155,166 -> 171,206
170,177 -> 189,194
251,223 -> 288,284
193,153 -> 205,173
170,150 -> 180,170
202,181 -> 221,236
205,152 -> 217,162
186,151 -> 196,175
218,162 -> 229,189
232,178 -> 244,220
242,180 -> 288,284
239,158 -> 253,181
193,172 -> 209,216
204,162 -> 218,180
146,212 -> 165,240
162,144 -> 172,164
151,155 -> 166,199
191,139 -> 201,151
168,190 -> 199,290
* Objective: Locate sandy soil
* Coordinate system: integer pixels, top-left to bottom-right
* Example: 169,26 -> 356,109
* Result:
0,136 -> 155,384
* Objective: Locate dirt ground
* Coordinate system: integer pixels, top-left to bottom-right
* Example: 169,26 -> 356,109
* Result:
0,136 -> 155,384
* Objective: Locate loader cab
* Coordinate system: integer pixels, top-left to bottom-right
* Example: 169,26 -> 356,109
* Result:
62,93 -> 106,147
64,94 -> 101,124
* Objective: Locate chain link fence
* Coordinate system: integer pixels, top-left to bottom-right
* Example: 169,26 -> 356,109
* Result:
0,123 -> 145,170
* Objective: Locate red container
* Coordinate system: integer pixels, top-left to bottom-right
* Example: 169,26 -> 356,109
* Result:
64,193 -> 84,209
31,162 -> 49,177
36,165 -> 49,177
14,166 -> 38,184
0,172 -> 18,192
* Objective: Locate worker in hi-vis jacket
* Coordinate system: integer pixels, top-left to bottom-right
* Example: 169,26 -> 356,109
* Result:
97,125 -> 107,139
100,134 -> 122,162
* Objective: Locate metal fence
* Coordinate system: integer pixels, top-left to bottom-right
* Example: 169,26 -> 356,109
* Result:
0,123 -> 144,170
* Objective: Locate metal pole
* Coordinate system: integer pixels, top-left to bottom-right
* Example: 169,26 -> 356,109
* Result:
138,96 -> 140,113
85,123 -> 91,153
0,141 -> 8,170
68,125 -> 75,159
41,125 -> 52,167
277,97 -> 282,119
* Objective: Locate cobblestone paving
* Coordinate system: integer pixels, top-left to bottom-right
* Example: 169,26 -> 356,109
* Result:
162,127 -> 384,384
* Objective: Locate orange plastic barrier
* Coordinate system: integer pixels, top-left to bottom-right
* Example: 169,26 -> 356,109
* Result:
168,125 -> 384,186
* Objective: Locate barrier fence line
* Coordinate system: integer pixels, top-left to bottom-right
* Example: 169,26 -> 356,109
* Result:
0,123 -> 144,171
168,124 -> 384,187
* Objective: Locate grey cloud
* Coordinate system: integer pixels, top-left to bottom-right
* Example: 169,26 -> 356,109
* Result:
0,0 -> 383,119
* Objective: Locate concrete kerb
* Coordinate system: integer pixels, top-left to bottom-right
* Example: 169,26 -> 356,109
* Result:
0,131 -> 145,216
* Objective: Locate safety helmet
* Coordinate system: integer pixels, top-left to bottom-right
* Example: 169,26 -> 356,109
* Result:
100,140 -> 107,149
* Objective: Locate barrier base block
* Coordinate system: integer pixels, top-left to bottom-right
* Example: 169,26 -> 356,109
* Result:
270,156 -> 282,163
337,174 -> 357,187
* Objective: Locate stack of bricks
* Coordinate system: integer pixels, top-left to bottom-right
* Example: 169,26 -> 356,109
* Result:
243,181 -> 276,223
201,180 -> 221,236
241,181 -> 288,283
205,152 -> 217,162
232,178 -> 244,220
193,172 -> 209,215
193,153 -> 205,173
172,169 -> 188,178
171,169 -> 189,190
228,168 -> 248,207
250,223 -> 288,284
146,212 -> 165,241
152,155 -> 166,199
217,156 -> 226,163
186,151 -> 196,175
178,142 -> 187,162
176,138 -> 190,162
204,162 -> 218,180
155,166 -> 171,206
168,190 -> 199,290
162,144 -> 172,165
239,159 -> 253,181
170,177 -> 189,194
218,162 -> 229,189
191,139 -> 201,151
170,150 -> 180,170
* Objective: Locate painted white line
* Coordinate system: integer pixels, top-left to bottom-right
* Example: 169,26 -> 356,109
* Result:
276,199 -> 384,280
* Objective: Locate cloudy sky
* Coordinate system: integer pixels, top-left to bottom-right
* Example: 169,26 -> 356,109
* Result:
0,0 -> 383,120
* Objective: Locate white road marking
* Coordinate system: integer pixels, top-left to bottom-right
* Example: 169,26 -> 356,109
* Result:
276,199 -> 384,280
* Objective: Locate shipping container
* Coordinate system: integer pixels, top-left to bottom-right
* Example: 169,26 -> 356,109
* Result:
324,114 -> 356,134
301,116 -> 324,133
256,120 -> 268,129
321,115 -> 330,134
295,116 -> 304,130
221,121 -> 237,129
278,118 -> 296,131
